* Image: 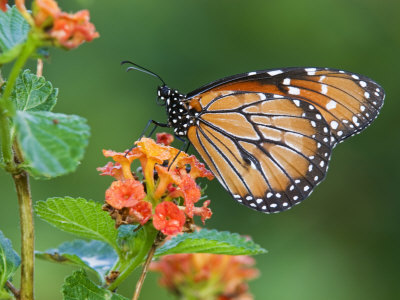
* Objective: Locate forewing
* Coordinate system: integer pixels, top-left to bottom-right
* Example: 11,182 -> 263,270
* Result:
188,67 -> 384,147
187,92 -> 332,213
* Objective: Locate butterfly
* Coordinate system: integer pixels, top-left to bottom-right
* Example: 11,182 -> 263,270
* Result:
124,63 -> 385,214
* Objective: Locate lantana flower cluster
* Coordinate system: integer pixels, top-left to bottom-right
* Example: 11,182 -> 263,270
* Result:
98,133 -> 214,235
7,0 -> 99,49
150,252 -> 259,300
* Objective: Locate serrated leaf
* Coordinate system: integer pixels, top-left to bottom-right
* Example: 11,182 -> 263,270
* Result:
35,197 -> 120,254
155,229 -> 267,257
0,230 -> 21,297
63,270 -> 128,300
14,110 -> 90,178
0,6 -> 30,58
11,69 -> 57,112
36,240 -> 117,284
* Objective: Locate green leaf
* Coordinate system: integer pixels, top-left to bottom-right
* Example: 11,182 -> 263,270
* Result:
0,230 -> 20,298
14,110 -> 90,178
35,197 -> 119,254
155,229 -> 267,257
0,6 -> 30,62
63,270 -> 128,300
36,240 -> 118,284
11,69 -> 58,112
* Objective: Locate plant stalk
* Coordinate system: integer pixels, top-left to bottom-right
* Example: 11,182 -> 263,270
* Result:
12,167 -> 34,300
5,280 -> 20,299
0,32 -> 40,300
132,240 -> 158,300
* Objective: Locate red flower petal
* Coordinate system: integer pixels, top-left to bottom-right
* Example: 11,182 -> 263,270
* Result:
193,200 -> 212,224
178,155 -> 214,180
0,0 -> 8,12
153,202 -> 185,235
97,162 -> 125,181
129,201 -> 152,225
156,133 -> 174,146
49,10 -> 99,49
105,179 -> 145,209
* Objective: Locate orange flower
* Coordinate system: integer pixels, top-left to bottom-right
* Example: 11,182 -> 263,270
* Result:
178,155 -> 214,180
100,134 -> 214,235
153,165 -> 181,200
193,200 -> 212,223
150,253 -> 259,299
50,10 -> 99,49
33,0 -> 60,26
105,179 -> 145,209
32,0 -> 99,49
153,201 -> 186,235
129,201 -> 152,225
102,149 -> 142,180
97,162 -> 124,181
0,0 -> 7,12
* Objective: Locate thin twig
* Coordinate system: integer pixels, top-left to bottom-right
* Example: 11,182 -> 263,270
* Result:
36,59 -> 43,77
6,280 -> 20,299
132,232 -> 166,300
132,242 -> 157,300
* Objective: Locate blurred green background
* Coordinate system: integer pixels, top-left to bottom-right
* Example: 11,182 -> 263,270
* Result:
1,0 -> 400,299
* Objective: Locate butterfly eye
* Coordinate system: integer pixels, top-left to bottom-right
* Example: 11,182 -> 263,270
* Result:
158,86 -> 171,98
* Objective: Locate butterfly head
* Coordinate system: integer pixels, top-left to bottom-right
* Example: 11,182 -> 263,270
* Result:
157,85 -> 172,105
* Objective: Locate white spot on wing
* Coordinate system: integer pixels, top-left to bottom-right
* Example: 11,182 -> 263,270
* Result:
283,78 -> 291,85
305,67 -> 316,75
326,100 -> 337,110
352,74 -> 360,80
288,87 -> 300,95
359,81 -> 367,87
321,84 -> 328,94
268,70 -> 283,76
248,71 -> 257,76
293,100 -> 300,107
258,93 -> 267,100
330,121 -> 339,130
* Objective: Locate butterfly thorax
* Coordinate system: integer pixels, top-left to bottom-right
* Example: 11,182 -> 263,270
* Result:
157,86 -> 196,136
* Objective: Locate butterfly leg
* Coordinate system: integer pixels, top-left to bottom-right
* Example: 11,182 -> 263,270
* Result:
168,137 -> 190,170
125,119 -> 169,156
140,119 -> 169,139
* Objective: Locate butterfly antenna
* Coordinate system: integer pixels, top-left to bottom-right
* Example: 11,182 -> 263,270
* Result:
121,60 -> 166,86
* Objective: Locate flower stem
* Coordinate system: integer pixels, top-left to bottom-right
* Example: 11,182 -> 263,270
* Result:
107,224 -> 158,292
0,32 -> 39,300
5,280 -> 20,299
132,234 -> 160,300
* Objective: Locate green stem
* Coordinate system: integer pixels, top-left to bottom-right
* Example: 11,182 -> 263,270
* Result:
12,167 -> 34,300
107,224 -> 158,292
0,32 -> 38,170
12,139 -> 35,300
0,32 -> 40,300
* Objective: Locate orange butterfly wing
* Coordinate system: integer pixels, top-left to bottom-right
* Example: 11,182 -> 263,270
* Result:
188,67 -> 385,147
184,68 -> 384,212
187,92 -> 332,213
